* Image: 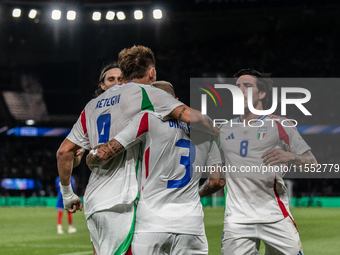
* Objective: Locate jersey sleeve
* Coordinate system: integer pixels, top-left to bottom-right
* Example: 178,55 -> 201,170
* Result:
205,141 -> 222,167
66,109 -> 91,150
275,119 -> 311,155
114,111 -> 152,149
142,86 -> 184,120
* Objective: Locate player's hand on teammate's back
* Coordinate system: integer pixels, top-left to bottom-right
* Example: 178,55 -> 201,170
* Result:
261,148 -> 294,166
86,146 -> 106,171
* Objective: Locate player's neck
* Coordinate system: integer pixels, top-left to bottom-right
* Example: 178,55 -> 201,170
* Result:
130,77 -> 152,85
240,104 -> 264,126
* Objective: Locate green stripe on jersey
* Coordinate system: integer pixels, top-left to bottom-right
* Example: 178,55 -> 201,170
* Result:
140,86 -> 155,112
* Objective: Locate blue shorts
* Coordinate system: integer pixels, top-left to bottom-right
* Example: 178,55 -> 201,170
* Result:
56,196 -> 64,210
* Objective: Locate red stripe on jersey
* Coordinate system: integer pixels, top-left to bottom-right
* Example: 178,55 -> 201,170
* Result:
145,147 -> 150,179
136,113 -> 149,138
273,176 -> 298,230
269,114 -> 297,131
275,120 -> 290,148
80,110 -> 87,135
273,176 -> 289,218
126,246 -> 133,255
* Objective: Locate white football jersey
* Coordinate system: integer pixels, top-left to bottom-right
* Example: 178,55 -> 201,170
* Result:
219,115 -> 310,224
67,83 -> 183,219
115,111 -> 221,235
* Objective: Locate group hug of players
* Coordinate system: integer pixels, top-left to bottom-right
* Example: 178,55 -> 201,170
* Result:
57,45 -> 317,255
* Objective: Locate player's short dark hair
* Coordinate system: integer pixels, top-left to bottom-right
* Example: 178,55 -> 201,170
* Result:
234,68 -> 273,107
94,62 -> 119,97
118,45 -> 156,81
151,81 -> 176,98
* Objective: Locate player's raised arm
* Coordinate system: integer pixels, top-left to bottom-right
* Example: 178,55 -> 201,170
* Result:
169,105 -> 219,136
56,138 -> 83,213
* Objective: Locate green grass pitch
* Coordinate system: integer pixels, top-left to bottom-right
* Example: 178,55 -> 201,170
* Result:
0,207 -> 339,254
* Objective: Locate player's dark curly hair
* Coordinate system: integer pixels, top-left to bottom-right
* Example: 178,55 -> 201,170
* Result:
94,62 -> 119,97
233,68 -> 273,107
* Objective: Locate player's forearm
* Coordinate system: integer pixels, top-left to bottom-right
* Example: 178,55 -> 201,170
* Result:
56,139 -> 80,186
289,150 -> 318,169
73,149 -> 85,168
199,177 -> 225,198
191,112 -> 220,136
57,150 -> 75,186
170,106 -> 219,135
86,139 -> 125,168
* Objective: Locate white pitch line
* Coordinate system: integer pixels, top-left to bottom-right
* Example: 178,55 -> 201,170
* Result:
59,251 -> 93,255
0,243 -> 91,249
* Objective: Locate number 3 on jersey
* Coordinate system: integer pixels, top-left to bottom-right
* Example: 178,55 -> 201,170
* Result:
240,140 -> 249,157
167,139 -> 196,189
97,114 -> 111,143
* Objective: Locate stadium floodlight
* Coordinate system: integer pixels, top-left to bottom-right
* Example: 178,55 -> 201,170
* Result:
134,10 -> 143,20
92,12 -> 101,21
25,119 -> 35,126
12,8 -> 21,18
51,10 -> 61,20
67,11 -> 76,20
106,11 -> 115,20
153,9 -> 162,19
117,11 -> 126,20
28,9 -> 37,19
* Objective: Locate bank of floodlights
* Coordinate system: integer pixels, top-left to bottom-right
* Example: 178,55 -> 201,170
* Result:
11,7 -> 163,21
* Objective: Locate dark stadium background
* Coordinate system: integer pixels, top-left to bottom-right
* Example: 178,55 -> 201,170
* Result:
0,0 -> 339,198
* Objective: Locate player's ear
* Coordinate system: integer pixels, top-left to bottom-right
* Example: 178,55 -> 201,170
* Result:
149,67 -> 156,82
100,82 -> 106,91
259,91 -> 266,100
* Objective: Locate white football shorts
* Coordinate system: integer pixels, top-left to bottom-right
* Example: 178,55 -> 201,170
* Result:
131,232 -> 208,255
221,217 -> 303,255
87,202 -> 136,255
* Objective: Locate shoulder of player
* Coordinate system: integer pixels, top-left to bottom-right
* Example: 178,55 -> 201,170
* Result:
265,114 -> 298,132
266,114 -> 296,126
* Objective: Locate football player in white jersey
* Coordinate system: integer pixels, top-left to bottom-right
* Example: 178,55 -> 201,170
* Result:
56,46 -> 219,255
219,68 -> 317,255
86,81 -> 225,255
73,63 -> 123,169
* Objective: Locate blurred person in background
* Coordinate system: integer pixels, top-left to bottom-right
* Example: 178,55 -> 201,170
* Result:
55,175 -> 77,234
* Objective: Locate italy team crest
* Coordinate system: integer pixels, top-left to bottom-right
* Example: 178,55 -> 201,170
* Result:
257,127 -> 267,140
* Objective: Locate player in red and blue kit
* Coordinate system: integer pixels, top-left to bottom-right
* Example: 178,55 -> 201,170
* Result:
55,176 -> 77,234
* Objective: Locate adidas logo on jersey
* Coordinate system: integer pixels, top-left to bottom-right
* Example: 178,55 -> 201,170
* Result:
225,133 -> 235,140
